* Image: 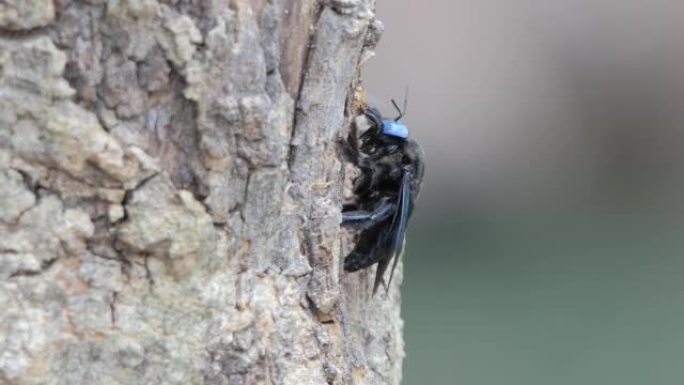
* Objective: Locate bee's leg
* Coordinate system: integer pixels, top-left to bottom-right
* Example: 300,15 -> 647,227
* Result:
352,167 -> 372,195
368,144 -> 399,161
337,138 -> 358,165
342,203 -> 358,212
337,122 -> 362,166
341,201 -> 394,230
344,225 -> 384,272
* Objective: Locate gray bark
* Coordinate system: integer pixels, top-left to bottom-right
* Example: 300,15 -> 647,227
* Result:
0,0 -> 402,384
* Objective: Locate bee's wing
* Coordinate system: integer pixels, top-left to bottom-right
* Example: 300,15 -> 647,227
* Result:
373,169 -> 412,295
386,168 -> 412,290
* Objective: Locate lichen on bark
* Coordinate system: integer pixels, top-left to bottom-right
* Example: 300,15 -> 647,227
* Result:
0,0 -> 402,384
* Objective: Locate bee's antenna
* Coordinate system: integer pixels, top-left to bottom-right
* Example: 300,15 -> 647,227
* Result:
390,87 -> 409,121
390,99 -> 403,121
402,86 -> 409,118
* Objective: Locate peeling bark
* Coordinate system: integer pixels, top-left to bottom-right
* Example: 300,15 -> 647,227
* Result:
0,1 -> 401,384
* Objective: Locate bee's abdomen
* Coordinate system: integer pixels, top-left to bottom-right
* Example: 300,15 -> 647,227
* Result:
344,251 -> 377,272
344,226 -> 387,272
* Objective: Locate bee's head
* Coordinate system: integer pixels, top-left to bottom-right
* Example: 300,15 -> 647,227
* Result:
363,97 -> 409,141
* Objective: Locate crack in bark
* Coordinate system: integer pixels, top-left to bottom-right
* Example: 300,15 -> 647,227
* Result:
13,167 -> 38,195
143,254 -> 155,289
90,239 -> 133,282
0,26 -> 51,40
235,170 -> 252,223
9,257 -> 58,278
120,172 -> 159,215
286,2 -> 325,173
0,168 -> 39,226
110,291 -> 118,328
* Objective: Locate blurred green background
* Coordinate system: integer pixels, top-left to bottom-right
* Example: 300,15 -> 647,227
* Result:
398,211 -> 684,385
365,1 -> 684,384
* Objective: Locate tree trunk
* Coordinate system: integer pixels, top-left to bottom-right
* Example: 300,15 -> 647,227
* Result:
0,1 -> 403,384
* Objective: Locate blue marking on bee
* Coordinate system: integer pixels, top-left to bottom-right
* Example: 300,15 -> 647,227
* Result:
382,120 -> 408,139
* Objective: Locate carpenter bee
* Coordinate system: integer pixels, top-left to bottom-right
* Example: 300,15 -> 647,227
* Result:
340,97 -> 425,295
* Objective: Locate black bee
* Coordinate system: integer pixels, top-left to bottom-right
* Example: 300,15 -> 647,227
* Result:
340,98 -> 425,295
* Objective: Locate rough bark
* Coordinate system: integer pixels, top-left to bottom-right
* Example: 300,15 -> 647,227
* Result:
0,1 -> 402,384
